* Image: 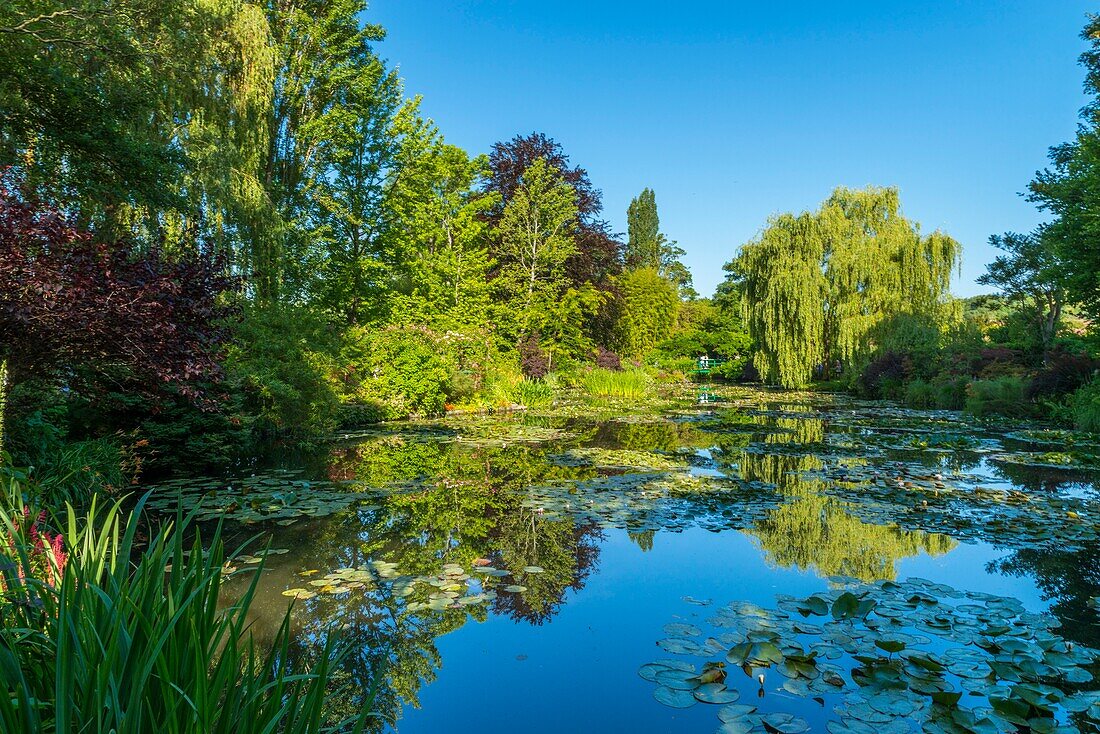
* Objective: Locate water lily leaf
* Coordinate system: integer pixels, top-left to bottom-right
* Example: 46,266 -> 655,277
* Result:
832,592 -> 875,621
989,696 -> 1032,726
873,639 -> 906,654
653,685 -> 696,708
659,637 -> 704,655
798,596 -> 830,617
931,691 -> 962,707
638,663 -> 672,682
654,668 -> 699,690
717,703 -> 758,722
762,712 -> 810,733
664,622 -> 702,637
693,683 -> 740,704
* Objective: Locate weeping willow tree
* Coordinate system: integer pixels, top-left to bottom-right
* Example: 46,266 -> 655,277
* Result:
735,212 -> 827,388
733,187 -> 960,388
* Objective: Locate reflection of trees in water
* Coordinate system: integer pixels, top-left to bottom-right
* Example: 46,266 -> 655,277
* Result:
991,460 -> 1094,494
739,441 -> 955,582
589,420 -> 707,452
992,542 -> 1100,649
223,435 -> 606,728
491,509 -> 603,624
629,529 -> 655,552
764,412 -> 825,446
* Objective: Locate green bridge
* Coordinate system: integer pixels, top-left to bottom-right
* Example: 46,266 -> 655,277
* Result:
692,356 -> 726,375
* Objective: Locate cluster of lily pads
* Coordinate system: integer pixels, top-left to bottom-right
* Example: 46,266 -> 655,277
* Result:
990,451 -> 1100,472
803,459 -> 1100,552
522,472 -> 781,533
338,418 -> 576,448
548,447 -> 691,471
642,578 -> 1100,733
280,557 -> 542,610
1005,430 -> 1100,451
144,470 -> 376,523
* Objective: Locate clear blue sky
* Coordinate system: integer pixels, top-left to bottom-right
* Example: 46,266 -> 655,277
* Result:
370,1 -> 1094,298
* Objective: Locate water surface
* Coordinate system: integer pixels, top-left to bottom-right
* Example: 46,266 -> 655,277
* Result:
157,387 -> 1100,731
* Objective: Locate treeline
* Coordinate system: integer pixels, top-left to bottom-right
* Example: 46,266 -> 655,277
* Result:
724,13 -> 1100,428
0,0 -> 721,483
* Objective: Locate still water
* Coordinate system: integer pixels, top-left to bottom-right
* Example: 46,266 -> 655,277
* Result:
156,386 -> 1100,732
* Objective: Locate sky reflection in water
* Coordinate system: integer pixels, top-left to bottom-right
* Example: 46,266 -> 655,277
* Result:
202,388 -> 1100,732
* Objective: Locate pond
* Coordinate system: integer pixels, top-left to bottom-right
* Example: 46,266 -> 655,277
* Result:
146,385 -> 1100,733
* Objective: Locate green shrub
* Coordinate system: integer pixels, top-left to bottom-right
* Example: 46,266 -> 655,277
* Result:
856,353 -> 912,398
476,366 -> 554,409
615,268 -> 679,358
655,355 -> 697,378
580,368 -> 653,399
227,305 -> 342,440
964,377 -> 1032,418
342,326 -> 453,419
932,376 -> 970,410
904,379 -> 936,409
28,437 -> 138,506
337,401 -> 389,429
511,378 -> 554,408
1065,379 -> 1100,432
0,482 -> 373,733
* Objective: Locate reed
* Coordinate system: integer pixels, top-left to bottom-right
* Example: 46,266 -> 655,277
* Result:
0,473 -> 374,734
580,368 -> 653,400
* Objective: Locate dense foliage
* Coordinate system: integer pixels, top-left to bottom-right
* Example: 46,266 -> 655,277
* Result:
0,2 -> 704,475
731,186 -> 960,388
0,475 -> 371,732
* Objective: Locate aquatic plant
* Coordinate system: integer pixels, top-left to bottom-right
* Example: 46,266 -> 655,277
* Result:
580,368 -> 653,399
964,376 -> 1033,418
642,579 -> 1100,732
145,470 -> 375,523
0,485 -> 374,733
510,377 -> 554,408
1065,378 -> 1100,433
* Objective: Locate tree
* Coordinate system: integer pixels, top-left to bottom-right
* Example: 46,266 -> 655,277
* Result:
259,0 -> 390,305
657,235 -> 696,299
734,212 -> 827,388
616,267 -> 680,358
486,132 -> 622,286
626,188 -> 660,268
495,158 -> 579,338
315,92 -> 421,324
978,227 -> 1067,353
0,185 -> 230,450
388,143 -> 498,331
0,0 -> 190,222
625,187 -> 694,298
1028,14 -> 1100,316
529,284 -> 607,367
733,187 -> 960,388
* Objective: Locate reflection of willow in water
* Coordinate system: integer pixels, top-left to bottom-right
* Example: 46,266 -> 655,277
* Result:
491,507 -> 603,624
763,411 -> 826,446
225,435 -> 605,729
739,451 -> 955,582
